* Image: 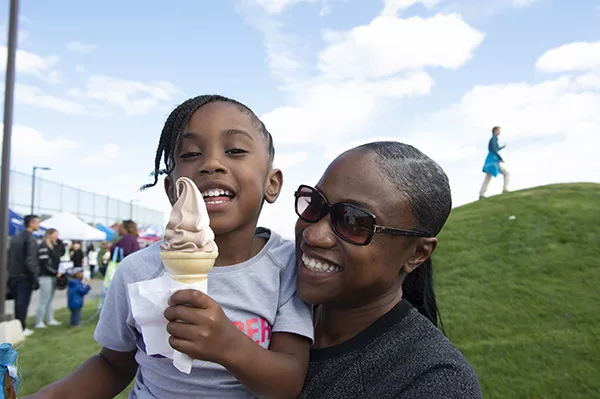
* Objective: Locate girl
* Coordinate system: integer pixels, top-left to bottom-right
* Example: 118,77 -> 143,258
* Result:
31,95 -> 313,399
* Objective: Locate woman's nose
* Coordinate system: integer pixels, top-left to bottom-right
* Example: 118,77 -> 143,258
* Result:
303,215 -> 336,249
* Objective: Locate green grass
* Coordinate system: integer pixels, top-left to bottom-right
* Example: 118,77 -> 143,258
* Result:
435,183 -> 600,399
16,301 -> 131,398
15,183 -> 600,398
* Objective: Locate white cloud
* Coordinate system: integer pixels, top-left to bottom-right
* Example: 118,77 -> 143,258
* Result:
0,47 -> 60,81
81,75 -> 181,115
262,72 -> 434,145
511,0 -> 539,7
75,64 -> 86,73
67,41 -> 97,54
1,124 -> 80,166
274,151 -> 308,169
536,40 -> 600,73
83,144 -> 121,165
253,0 -> 315,14
318,13 -> 484,79
15,84 -> 88,114
381,0 -> 440,17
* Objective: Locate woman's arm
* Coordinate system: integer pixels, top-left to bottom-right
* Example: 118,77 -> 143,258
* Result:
25,348 -> 137,399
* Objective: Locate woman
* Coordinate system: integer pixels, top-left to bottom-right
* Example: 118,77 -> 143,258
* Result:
86,244 -> 99,277
110,220 -> 140,260
35,229 -> 64,328
70,242 -> 84,268
295,141 -> 482,398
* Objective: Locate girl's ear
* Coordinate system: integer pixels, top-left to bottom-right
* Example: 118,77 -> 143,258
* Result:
265,168 -> 283,204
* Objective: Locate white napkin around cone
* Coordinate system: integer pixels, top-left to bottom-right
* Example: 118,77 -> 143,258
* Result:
128,274 -> 208,374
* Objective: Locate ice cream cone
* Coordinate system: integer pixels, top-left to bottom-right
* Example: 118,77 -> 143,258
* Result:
160,251 -> 218,284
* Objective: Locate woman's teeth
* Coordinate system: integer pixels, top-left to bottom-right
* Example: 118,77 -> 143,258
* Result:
302,253 -> 341,273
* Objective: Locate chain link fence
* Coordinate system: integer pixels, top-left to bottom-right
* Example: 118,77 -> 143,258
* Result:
6,169 -> 164,228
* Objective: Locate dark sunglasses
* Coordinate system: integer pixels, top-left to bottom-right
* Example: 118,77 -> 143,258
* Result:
294,185 -> 431,246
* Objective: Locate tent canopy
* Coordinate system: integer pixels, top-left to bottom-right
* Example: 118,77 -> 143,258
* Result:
40,212 -> 106,241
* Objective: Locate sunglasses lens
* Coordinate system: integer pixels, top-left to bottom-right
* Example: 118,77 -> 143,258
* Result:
296,187 -> 326,222
331,204 -> 374,244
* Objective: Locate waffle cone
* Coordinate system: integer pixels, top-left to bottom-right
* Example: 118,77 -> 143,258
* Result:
160,251 -> 218,284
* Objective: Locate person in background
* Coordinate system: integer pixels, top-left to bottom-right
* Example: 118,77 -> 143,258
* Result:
35,228 -> 64,329
70,242 -> 85,268
110,220 -> 140,260
67,267 -> 91,328
97,241 -> 112,277
480,125 -> 510,199
7,214 -> 41,337
86,244 -> 99,277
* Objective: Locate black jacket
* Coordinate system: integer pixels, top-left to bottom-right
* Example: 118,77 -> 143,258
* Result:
38,241 -> 63,277
8,230 -> 39,281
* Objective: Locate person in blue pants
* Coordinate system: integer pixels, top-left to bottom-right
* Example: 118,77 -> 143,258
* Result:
67,267 -> 91,327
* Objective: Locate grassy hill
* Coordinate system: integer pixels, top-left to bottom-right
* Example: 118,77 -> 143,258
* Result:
435,183 -> 600,399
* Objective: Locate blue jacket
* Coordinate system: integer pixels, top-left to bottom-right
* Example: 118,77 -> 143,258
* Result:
68,279 -> 91,309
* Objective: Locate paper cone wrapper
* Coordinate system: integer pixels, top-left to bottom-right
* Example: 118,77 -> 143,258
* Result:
160,251 -> 217,284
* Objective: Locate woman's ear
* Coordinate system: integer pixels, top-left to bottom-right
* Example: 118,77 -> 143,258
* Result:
264,168 -> 283,204
402,237 -> 438,273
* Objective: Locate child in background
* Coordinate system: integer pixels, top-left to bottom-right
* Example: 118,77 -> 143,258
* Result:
31,95 -> 313,399
67,267 -> 91,328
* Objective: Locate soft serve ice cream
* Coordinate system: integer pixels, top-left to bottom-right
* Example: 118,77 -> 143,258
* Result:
160,177 -> 218,283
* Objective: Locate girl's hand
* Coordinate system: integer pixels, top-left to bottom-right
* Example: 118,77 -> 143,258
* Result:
164,289 -> 240,364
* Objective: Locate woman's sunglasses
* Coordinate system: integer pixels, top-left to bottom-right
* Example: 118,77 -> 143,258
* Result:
294,185 -> 431,246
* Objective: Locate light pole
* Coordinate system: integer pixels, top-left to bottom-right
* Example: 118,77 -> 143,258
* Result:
0,0 -> 20,321
129,199 -> 140,220
31,166 -> 51,214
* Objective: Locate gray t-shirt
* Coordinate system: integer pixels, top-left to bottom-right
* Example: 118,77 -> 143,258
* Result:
95,229 -> 313,399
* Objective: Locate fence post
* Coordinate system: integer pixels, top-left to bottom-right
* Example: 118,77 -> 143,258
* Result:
60,182 -> 64,212
77,188 -> 81,218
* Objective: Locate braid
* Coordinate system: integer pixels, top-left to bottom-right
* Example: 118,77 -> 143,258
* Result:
140,94 -> 274,191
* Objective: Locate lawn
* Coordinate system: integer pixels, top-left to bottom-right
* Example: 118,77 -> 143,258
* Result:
13,183 -> 600,398
16,302 -> 131,398
435,183 -> 600,398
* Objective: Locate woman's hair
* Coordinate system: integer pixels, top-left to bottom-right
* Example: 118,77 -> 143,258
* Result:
87,243 -> 95,253
141,94 -> 275,190
356,141 -> 452,330
122,220 -> 139,237
44,228 -> 57,247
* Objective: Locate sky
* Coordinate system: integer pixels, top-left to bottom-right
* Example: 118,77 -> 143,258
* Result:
1,0 -> 599,238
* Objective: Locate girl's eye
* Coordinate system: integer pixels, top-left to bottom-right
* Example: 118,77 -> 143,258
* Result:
180,152 -> 201,159
226,148 -> 248,155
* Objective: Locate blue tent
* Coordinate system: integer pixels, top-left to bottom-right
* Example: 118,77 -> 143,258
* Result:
8,209 -> 45,237
96,224 -> 117,241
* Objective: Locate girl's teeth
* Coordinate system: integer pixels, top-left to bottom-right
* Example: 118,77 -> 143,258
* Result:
302,253 -> 341,273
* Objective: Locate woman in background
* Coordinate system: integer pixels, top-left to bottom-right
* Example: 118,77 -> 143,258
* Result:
86,244 -> 99,277
70,242 -> 84,268
110,220 -> 140,260
35,229 -> 64,328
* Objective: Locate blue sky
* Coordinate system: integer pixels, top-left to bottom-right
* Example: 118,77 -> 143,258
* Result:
1,0 -> 598,238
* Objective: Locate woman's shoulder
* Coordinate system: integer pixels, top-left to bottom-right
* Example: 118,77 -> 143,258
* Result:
381,309 -> 481,396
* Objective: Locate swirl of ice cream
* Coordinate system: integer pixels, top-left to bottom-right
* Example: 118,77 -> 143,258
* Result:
160,177 -> 218,254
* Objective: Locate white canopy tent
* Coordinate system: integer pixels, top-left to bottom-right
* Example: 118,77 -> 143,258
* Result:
40,211 -> 107,241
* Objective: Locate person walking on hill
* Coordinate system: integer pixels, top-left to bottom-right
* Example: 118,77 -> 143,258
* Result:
7,214 -> 41,337
480,126 -> 510,199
